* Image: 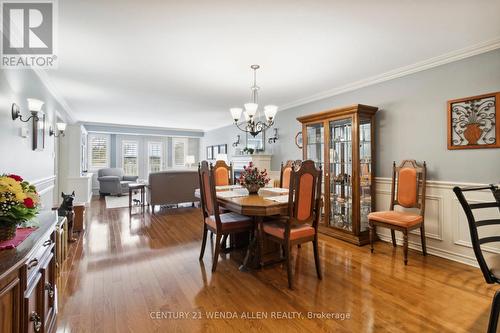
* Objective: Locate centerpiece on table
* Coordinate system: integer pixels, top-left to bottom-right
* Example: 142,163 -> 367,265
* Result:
0,174 -> 40,241
238,162 -> 270,194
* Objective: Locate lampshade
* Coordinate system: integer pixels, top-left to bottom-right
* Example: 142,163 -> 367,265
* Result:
186,155 -> 195,165
244,103 -> 258,117
264,105 -> 278,121
216,154 -> 228,162
243,111 -> 250,121
27,98 -> 44,112
56,122 -> 66,132
230,108 -> 242,122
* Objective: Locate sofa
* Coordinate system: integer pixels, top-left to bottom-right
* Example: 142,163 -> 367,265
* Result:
147,170 -> 199,213
97,168 -> 138,196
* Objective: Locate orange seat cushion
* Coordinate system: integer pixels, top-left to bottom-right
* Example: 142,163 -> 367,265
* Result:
205,212 -> 252,231
368,211 -> 423,227
263,222 -> 315,240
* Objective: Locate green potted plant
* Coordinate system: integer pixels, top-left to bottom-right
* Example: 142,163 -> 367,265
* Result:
238,162 -> 270,194
0,174 -> 40,241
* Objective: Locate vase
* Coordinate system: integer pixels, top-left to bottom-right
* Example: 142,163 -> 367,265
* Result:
0,218 -> 17,241
245,184 -> 262,195
464,123 -> 482,145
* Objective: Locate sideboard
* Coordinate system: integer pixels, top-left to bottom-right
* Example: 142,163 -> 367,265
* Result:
0,211 -> 58,333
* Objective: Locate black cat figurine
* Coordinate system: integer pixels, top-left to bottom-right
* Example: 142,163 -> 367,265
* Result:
58,191 -> 77,242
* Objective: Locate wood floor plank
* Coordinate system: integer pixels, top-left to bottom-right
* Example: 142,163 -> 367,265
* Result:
55,197 -> 496,333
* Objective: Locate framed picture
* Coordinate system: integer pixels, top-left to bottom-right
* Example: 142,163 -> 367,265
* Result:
218,144 -> 227,154
33,111 -> 46,151
295,132 -> 303,149
447,92 -> 500,150
206,146 -> 213,159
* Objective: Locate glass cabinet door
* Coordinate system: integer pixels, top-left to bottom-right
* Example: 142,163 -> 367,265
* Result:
359,117 -> 373,232
305,123 -> 324,169
329,118 -> 353,232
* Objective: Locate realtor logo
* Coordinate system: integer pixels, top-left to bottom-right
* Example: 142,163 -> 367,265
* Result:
1,0 -> 57,68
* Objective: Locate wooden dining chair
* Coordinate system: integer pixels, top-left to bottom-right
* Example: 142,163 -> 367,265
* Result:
262,160 -> 322,289
213,160 -> 233,186
454,184 -> 500,333
368,160 -> 427,265
198,161 -> 253,272
279,160 -> 302,188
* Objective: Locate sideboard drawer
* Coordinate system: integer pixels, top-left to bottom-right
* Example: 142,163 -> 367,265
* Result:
24,272 -> 43,333
40,253 -> 56,332
26,238 -> 54,285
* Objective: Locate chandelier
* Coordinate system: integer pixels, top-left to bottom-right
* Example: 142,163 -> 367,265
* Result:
230,65 -> 277,137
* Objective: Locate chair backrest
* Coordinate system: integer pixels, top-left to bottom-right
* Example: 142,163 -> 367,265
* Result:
287,160 -> 322,227
454,185 -> 500,284
198,162 -> 221,227
213,160 -> 232,186
390,160 -> 427,215
98,168 -> 124,179
280,161 -> 293,189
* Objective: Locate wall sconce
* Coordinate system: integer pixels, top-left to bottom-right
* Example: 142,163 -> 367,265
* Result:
11,98 -> 44,122
49,122 -> 66,137
232,135 -> 241,147
268,128 -> 279,144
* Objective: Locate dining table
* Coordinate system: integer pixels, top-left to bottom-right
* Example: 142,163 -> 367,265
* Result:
195,185 -> 290,271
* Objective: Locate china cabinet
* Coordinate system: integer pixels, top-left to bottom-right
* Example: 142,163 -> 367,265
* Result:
297,104 -> 378,245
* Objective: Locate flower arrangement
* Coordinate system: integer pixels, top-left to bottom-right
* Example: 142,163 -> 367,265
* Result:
0,174 -> 40,240
238,162 -> 270,194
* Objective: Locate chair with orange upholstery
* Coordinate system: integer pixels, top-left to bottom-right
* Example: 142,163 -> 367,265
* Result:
213,160 -> 233,186
262,160 -> 322,289
198,161 -> 253,272
368,160 -> 427,265
279,160 -> 302,188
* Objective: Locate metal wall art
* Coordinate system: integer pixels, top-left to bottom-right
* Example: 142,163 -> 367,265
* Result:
447,92 -> 500,149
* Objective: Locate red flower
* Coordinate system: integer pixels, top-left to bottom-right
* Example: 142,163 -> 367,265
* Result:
23,198 -> 35,208
8,174 -> 23,182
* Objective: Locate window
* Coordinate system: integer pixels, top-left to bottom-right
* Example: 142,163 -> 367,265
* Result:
122,141 -> 139,176
148,142 -> 163,173
88,134 -> 109,169
173,138 -> 187,168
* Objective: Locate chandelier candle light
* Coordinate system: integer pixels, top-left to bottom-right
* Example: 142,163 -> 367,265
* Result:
230,65 -> 278,137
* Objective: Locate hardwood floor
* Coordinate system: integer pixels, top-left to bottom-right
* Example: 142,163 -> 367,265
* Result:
56,197 -> 497,333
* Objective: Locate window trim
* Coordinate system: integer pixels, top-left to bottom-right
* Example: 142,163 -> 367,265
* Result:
121,140 -> 139,176
172,137 -> 188,168
147,141 -> 163,174
88,133 -> 110,170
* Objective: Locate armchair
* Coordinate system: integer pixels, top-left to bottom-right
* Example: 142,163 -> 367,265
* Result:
97,168 -> 138,196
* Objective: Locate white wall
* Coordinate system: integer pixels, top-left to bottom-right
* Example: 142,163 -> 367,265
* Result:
0,70 -> 71,210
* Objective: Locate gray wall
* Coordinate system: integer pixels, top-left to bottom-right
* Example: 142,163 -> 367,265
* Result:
0,70 -> 71,208
203,49 -> 500,183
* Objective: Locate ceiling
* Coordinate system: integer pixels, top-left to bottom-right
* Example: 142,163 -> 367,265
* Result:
47,0 -> 500,130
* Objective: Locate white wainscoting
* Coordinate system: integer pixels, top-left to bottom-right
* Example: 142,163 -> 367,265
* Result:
374,177 -> 499,267
31,175 -> 56,211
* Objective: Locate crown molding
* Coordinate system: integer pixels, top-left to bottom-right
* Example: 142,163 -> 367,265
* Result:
279,37 -> 500,112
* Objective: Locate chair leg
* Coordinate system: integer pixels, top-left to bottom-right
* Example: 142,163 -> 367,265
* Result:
313,239 -> 322,280
221,234 -> 228,250
403,230 -> 409,265
212,233 -> 222,272
369,222 -> 375,253
199,225 -> 208,260
420,224 -> 427,256
391,229 -> 397,247
487,290 -> 500,333
285,244 -> 293,289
